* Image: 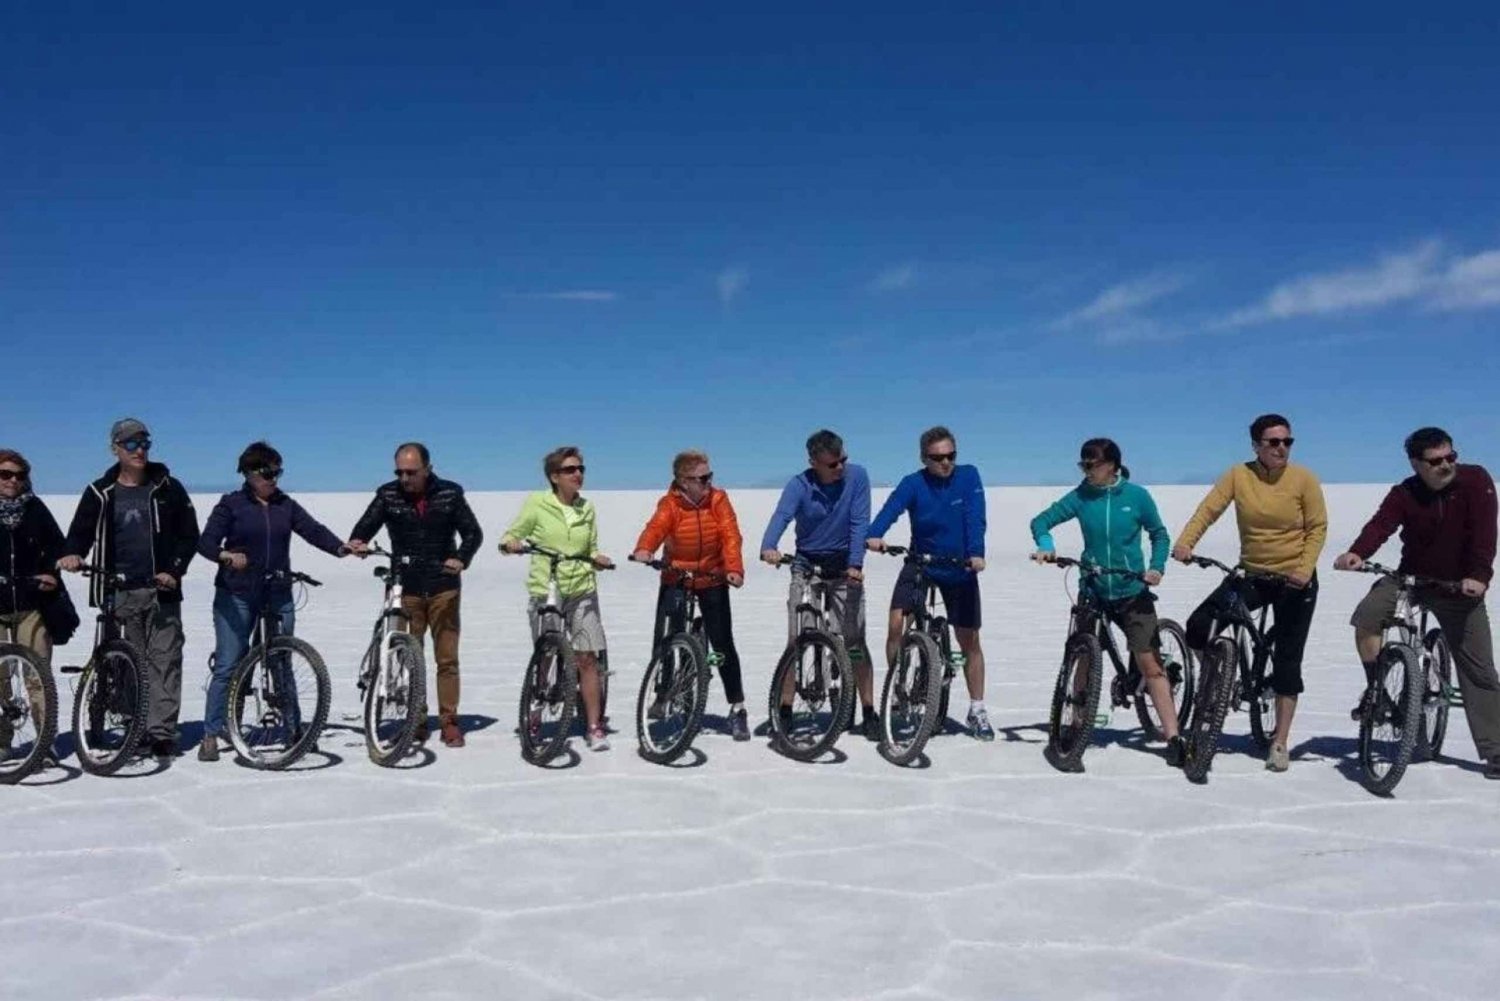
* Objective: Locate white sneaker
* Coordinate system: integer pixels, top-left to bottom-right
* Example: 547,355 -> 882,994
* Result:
586,727 -> 611,752
1266,743 -> 1289,772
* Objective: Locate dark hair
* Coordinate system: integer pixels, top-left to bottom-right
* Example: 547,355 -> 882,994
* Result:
806,429 -> 844,458
1404,426 -> 1452,458
919,426 -> 955,454
1249,414 -> 1291,442
236,441 -> 282,475
394,442 -> 431,466
543,445 -> 582,485
0,448 -> 31,481
1080,438 -> 1129,479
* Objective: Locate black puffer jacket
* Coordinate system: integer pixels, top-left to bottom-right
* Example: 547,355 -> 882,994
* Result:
1,495 -> 66,615
350,476 -> 483,596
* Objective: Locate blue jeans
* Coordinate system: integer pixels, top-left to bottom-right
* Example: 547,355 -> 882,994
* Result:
206,588 -> 295,738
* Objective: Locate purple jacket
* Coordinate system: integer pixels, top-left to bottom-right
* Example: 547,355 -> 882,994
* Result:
197,486 -> 344,599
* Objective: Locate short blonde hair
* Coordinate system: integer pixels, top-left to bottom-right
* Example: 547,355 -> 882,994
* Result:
543,445 -> 582,485
673,450 -> 710,478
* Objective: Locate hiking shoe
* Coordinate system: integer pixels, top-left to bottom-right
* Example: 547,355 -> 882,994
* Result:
729,707 -> 751,742
776,704 -> 793,731
585,726 -> 610,752
862,712 -> 882,742
647,695 -> 667,721
967,706 -> 996,742
197,735 -> 220,762
1266,743 -> 1290,772
1165,735 -> 1187,768
440,718 -> 465,748
150,737 -> 178,760
1485,759 -> 1500,780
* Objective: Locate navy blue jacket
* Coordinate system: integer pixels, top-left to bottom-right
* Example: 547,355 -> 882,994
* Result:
197,486 -> 345,600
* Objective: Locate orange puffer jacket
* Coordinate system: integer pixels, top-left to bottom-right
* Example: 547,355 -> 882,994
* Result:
633,486 -> 745,589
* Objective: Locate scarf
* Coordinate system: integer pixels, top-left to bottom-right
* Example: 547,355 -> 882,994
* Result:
0,491 -> 32,529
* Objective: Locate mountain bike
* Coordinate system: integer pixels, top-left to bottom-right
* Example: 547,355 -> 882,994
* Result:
767,555 -> 856,762
1040,557 -> 1193,772
0,574 -> 59,783
630,556 -> 722,765
58,566 -> 151,776
511,544 -> 613,765
1179,556 -> 1287,782
869,547 -> 970,766
223,570 -> 331,770
356,546 -> 426,766
1343,562 -> 1461,795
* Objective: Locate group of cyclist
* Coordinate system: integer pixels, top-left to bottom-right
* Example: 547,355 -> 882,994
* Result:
1,413 -> 1495,781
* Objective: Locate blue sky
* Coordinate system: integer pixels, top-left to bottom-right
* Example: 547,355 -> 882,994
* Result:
5,1 -> 1498,492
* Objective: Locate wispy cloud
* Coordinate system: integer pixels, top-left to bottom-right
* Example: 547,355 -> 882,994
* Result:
716,265 -> 748,305
1053,272 -> 1189,330
867,264 -> 916,293
1433,249 -> 1500,310
516,289 -> 618,302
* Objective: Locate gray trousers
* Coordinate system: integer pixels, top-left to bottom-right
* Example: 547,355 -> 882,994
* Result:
113,588 -> 185,742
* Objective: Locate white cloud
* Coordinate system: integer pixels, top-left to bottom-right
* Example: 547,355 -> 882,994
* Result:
1432,249 -> 1500,310
1093,319 -> 1191,345
1053,272 -> 1188,330
868,264 -> 916,293
716,266 -> 748,305
1214,241 -> 1442,329
523,289 -> 618,302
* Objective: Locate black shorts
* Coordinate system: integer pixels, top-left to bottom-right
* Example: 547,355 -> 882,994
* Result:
889,562 -> 981,630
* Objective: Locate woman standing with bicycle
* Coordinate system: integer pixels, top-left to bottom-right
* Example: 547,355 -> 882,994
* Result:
1029,438 -> 1185,765
1172,414 -> 1328,773
500,446 -> 616,750
630,450 -> 750,741
194,442 -> 354,762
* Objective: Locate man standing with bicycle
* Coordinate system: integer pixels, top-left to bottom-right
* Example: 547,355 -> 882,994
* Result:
761,429 -> 878,739
1333,427 -> 1500,780
865,426 -> 992,741
348,443 -> 483,749
57,419 -> 200,760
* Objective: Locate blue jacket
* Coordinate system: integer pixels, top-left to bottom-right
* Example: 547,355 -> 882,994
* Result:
198,486 -> 345,600
1030,475 -> 1169,602
868,465 -> 986,583
760,464 -> 871,569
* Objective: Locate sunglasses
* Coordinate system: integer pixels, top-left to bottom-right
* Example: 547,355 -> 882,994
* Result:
1421,452 -> 1459,468
556,464 -> 586,475
1078,459 -> 1100,472
251,466 -> 283,480
0,469 -> 25,482
1259,437 -> 1295,448
683,472 -> 713,484
116,438 -> 152,453
818,455 -> 848,469
394,468 -> 424,478
925,451 -> 957,464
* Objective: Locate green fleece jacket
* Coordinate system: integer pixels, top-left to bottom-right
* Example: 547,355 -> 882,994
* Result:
1030,475 -> 1170,602
500,490 -> 601,598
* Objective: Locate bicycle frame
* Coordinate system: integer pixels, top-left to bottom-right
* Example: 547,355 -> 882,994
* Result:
364,547 -> 412,698
1191,557 -> 1277,707
784,558 -> 844,638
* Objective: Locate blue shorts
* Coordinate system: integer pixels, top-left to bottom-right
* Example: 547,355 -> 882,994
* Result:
889,562 -> 981,630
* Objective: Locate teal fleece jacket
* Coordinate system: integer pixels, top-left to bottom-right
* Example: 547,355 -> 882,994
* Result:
1030,475 -> 1170,601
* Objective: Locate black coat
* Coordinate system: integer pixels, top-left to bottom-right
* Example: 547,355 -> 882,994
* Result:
2,495 -> 81,644
350,476 -> 483,597
62,462 -> 200,607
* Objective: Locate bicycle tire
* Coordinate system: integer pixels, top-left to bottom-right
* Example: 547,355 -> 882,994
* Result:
1183,637 -> 1238,783
1246,643 -> 1277,753
227,636 -> 331,770
635,633 -> 709,765
363,633 -> 425,767
72,639 -> 150,776
767,628 -> 853,762
1047,632 -> 1103,772
1358,642 -> 1423,796
1133,619 -> 1194,742
520,631 -> 578,765
1416,628 -> 1452,760
879,630 -> 943,766
0,643 -> 58,784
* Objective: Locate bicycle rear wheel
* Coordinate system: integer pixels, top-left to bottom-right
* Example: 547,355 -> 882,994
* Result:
227,637 -> 331,770
1183,637 -> 1237,783
1415,629 -> 1452,760
635,634 -> 709,765
72,639 -> 150,776
0,643 -> 57,784
767,629 -> 853,762
520,631 -> 578,765
1047,632 -> 1103,772
1246,642 -> 1277,753
1358,643 -> 1423,796
363,633 -> 425,767
879,631 -> 943,766
1134,619 -> 1194,742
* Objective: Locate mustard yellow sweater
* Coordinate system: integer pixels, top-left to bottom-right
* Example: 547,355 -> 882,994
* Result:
1177,461 -> 1328,578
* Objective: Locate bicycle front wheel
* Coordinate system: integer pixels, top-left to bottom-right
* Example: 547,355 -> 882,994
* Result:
635,633 -> 709,765
1047,632 -> 1103,772
879,631 -> 942,766
1134,619 -> 1194,742
1183,637 -> 1237,783
363,633 -> 425,767
0,643 -> 58,784
520,631 -> 578,765
72,639 -> 150,776
767,629 -> 853,762
1416,629 -> 1453,760
227,637 -> 331,770
1358,642 -> 1423,796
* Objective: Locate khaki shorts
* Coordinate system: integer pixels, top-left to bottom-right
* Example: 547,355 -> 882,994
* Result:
529,591 -> 607,654
787,571 -> 866,645
1102,593 -> 1160,654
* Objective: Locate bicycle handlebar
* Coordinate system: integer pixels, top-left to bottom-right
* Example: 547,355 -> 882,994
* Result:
627,555 -> 724,581
363,545 -> 411,566
266,569 -> 322,588
1185,555 -> 1289,585
507,543 -> 614,569
1344,562 -> 1462,593
878,546 -> 972,570
773,554 -> 847,578
1038,555 -> 1149,582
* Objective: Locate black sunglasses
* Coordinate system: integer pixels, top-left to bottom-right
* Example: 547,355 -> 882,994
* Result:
557,464 -> 586,475
925,451 -> 957,463
394,468 -> 424,478
0,469 -> 25,482
251,466 -> 283,480
683,472 -> 713,484
818,455 -> 848,469
1421,451 -> 1458,468
117,438 -> 152,453
1078,459 -> 1100,472
1259,437 -> 1295,448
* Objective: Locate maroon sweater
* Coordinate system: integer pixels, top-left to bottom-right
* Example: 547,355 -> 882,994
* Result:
1348,464 -> 1497,584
